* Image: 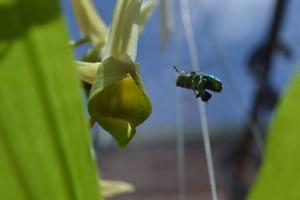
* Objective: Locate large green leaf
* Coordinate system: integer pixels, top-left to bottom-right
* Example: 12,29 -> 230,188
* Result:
0,0 -> 101,199
248,70 -> 300,200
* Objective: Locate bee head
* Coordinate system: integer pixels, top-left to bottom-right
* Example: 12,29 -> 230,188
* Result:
176,73 -> 188,87
173,66 -> 188,87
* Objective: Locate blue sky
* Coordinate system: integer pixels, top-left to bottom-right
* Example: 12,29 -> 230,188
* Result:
61,0 -> 300,135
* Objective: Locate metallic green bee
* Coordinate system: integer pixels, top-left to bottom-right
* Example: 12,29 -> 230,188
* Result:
173,66 -> 223,102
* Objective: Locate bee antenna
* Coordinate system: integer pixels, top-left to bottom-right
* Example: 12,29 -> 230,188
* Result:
173,65 -> 180,73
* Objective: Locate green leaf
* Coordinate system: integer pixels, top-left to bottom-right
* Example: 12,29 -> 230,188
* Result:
88,57 -> 151,148
248,70 -> 300,200
0,0 -> 101,199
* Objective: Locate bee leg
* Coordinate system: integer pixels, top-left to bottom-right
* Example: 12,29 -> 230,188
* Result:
201,91 -> 212,102
195,88 -> 205,98
193,90 -> 199,98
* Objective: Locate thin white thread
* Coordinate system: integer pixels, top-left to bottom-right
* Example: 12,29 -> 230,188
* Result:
179,0 -> 219,200
174,0 -> 187,200
197,0 -> 264,153
175,93 -> 187,200
174,1 -> 188,198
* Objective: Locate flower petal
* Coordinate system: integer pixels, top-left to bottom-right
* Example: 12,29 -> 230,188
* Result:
88,57 -> 151,148
100,180 -> 135,198
71,0 -> 108,47
102,0 -> 142,61
138,0 -> 159,33
75,61 -> 100,84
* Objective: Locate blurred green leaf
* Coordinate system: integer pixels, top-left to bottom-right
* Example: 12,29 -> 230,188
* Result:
0,0 -> 101,199
248,70 -> 300,200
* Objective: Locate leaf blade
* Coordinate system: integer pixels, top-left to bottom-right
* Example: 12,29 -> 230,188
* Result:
248,71 -> 300,200
0,0 -> 101,199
